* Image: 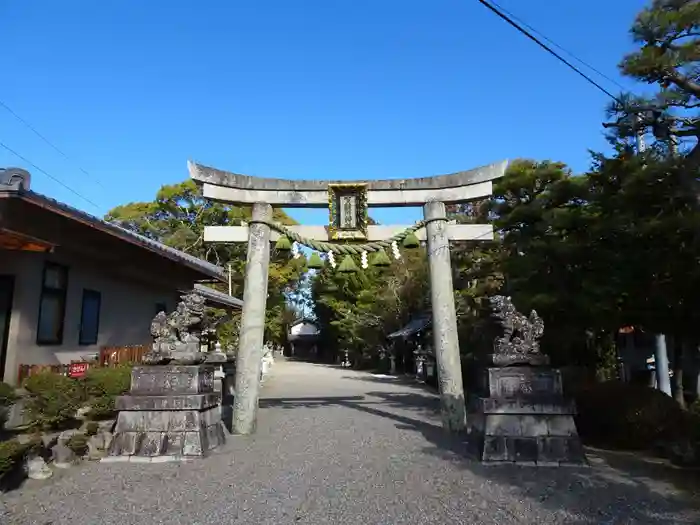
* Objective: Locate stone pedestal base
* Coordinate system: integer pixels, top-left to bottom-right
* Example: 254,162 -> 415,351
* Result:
105,365 -> 225,462
468,366 -> 587,466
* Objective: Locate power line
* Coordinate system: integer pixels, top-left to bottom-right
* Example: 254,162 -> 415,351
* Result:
476,0 -> 620,102
0,141 -> 100,209
488,0 -> 627,92
0,100 -> 106,189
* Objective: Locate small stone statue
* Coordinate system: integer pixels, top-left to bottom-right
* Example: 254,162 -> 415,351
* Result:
489,295 -> 548,366
143,291 -> 208,365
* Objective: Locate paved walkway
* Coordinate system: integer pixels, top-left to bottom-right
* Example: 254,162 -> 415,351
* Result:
2,360 -> 700,524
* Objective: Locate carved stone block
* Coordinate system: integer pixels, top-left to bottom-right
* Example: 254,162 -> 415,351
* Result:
468,366 -> 586,466
473,297 -> 586,466
129,366 -> 215,396
485,353 -> 550,367
547,415 -> 578,437
163,432 -> 184,455
105,365 -> 225,462
512,437 -> 538,463
481,367 -> 563,398
519,415 -> 549,437
115,393 -> 220,411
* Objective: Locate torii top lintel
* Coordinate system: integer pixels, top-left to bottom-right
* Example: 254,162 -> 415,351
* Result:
188,160 -> 508,208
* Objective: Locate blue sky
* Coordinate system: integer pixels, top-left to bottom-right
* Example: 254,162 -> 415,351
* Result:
2,0 -> 649,226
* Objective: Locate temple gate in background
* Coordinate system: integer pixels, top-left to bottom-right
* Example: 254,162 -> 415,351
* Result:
190,160 -> 508,435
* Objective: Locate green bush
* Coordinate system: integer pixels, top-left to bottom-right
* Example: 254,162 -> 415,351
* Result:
0,382 -> 18,430
84,421 -> 99,436
81,365 -> 132,419
574,381 -> 698,450
22,372 -> 83,430
66,433 -> 88,457
0,439 -> 27,478
0,382 -> 17,408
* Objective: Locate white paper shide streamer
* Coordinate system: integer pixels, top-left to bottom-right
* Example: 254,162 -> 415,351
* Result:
361,251 -> 368,269
291,241 -> 301,259
327,251 -> 337,268
391,241 -> 401,260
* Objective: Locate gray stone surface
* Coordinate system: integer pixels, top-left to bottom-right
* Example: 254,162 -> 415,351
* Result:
24,456 -> 52,480
233,202 -> 271,435
189,159 -> 508,191
424,201 -> 466,432
480,367 -> 564,398
128,365 -> 215,396
51,442 -> 76,468
468,298 -> 585,465
2,361 -> 699,524
115,392 -> 220,411
87,432 -> 113,460
3,398 -> 31,430
468,366 -> 586,465
204,351 -> 228,364
108,365 -> 225,459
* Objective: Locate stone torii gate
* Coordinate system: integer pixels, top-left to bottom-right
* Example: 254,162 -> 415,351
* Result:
189,160 -> 507,435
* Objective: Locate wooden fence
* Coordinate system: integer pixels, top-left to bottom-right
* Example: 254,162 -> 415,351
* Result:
99,344 -> 149,367
17,344 -> 149,384
16,364 -> 70,384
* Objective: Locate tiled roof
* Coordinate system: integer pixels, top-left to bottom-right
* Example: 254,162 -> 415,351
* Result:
193,283 -> 244,308
387,316 -> 431,339
0,167 -> 228,282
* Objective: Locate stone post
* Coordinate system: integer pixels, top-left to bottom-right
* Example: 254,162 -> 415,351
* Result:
654,334 -> 672,396
423,201 -> 467,432
233,202 -> 272,434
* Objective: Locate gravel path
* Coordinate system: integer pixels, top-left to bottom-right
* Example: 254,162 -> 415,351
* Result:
2,360 -> 700,524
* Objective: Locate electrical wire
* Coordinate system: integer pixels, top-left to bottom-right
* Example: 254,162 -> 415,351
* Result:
0,140 -> 100,209
488,0 -> 627,93
476,0 -> 620,102
0,100 -> 106,189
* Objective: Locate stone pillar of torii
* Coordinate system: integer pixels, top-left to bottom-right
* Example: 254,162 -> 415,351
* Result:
189,160 -> 508,435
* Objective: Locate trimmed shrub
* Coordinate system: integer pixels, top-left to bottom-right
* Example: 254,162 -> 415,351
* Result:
0,439 -> 27,481
0,382 -> 18,430
84,421 -> 99,436
574,381 -> 698,450
23,372 -> 83,430
0,382 -> 17,408
81,365 -> 132,419
0,438 -> 36,491
66,433 -> 88,457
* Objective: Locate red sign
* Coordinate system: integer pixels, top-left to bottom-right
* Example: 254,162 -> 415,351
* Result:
68,362 -> 90,378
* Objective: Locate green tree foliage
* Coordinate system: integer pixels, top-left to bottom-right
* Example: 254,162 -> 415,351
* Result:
467,160 -> 602,364
471,153 -> 700,369
587,150 -> 700,336
99,2 -> 700,391
106,180 -> 306,348
309,151 -> 700,377
609,0 -> 700,161
311,244 -> 430,365
310,160 -> 617,368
